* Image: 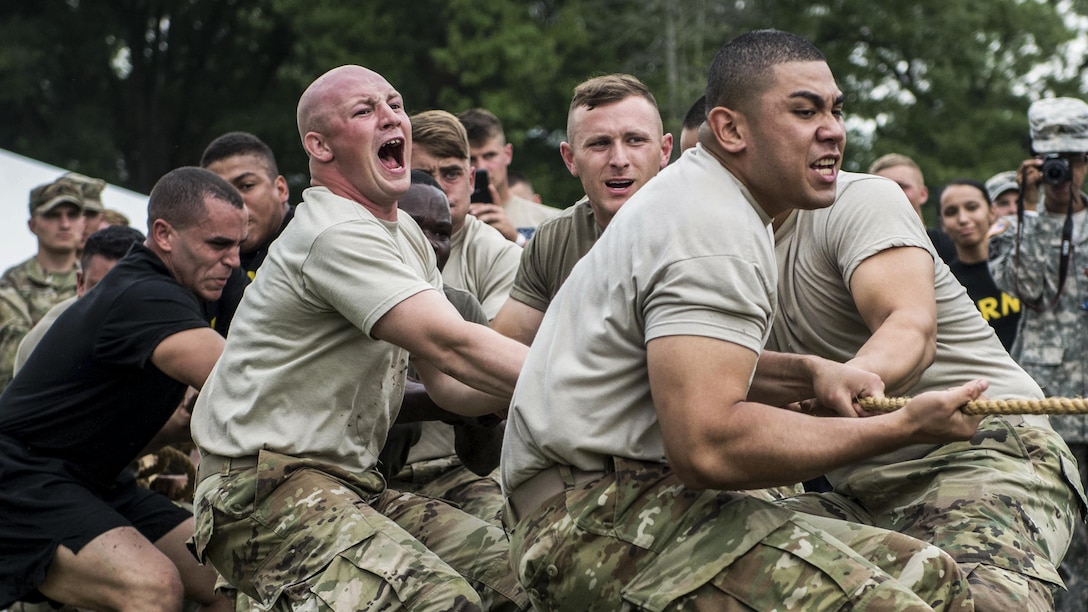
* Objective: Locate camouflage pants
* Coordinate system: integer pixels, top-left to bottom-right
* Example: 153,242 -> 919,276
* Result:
390,456 -> 505,529
1048,440 -> 1086,612
508,458 -> 973,611
192,450 -> 527,611
778,417 -> 1088,611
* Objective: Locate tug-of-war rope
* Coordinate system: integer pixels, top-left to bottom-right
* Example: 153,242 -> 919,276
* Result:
857,396 -> 1088,415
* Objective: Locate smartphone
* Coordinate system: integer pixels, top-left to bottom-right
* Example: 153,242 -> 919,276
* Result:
471,168 -> 492,203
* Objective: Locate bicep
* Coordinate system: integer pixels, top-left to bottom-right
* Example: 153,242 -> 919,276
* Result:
849,246 -> 936,334
646,335 -> 756,470
371,288 -> 468,360
149,327 -> 224,389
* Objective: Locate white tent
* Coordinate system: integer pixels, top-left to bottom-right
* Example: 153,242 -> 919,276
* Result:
0,148 -> 149,271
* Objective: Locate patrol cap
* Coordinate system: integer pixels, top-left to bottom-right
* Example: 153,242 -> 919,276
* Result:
59,172 -> 106,213
985,171 -> 1018,201
28,180 -> 84,216
1029,97 -> 1088,154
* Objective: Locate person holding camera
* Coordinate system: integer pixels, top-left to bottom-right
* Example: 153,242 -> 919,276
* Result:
989,96 -> 1088,612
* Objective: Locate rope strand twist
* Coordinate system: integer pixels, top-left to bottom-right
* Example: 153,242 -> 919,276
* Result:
857,396 -> 1088,415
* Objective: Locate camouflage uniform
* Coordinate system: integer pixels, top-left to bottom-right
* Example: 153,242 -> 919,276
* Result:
0,258 -> 77,390
509,458 -> 973,611
390,457 -> 505,529
193,449 -> 527,611
777,417 -> 1086,610
988,96 -> 1088,612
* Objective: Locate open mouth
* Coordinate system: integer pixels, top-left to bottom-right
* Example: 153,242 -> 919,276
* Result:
812,158 -> 837,176
605,179 -> 635,190
378,138 -> 405,171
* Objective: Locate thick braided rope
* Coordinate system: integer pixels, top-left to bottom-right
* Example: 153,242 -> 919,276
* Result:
858,396 -> 1088,415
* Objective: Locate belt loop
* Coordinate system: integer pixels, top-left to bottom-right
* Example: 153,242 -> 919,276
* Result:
220,457 -> 232,478
558,464 -> 575,488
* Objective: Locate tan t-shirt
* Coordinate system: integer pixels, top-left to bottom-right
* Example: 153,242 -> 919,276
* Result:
443,215 -> 520,320
504,194 -> 560,235
191,187 -> 441,474
769,172 -> 1047,486
509,197 -> 601,312
502,146 -> 777,492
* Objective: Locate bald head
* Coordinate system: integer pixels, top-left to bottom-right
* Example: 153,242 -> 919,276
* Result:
297,65 -> 387,143
295,64 -> 410,211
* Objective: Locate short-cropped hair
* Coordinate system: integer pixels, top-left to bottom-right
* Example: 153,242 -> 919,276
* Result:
147,167 -> 244,233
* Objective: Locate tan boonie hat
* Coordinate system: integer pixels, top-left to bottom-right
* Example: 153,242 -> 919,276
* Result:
28,180 -> 84,216
985,171 -> 1018,202
60,172 -> 106,213
1029,97 -> 1088,154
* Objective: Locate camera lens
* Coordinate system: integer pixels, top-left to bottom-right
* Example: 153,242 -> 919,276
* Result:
1041,155 -> 1073,185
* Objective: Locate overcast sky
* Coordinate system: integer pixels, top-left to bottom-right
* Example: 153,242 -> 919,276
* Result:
0,149 -> 149,272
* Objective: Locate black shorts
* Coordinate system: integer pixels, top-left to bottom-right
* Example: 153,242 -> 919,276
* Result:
0,436 -> 192,607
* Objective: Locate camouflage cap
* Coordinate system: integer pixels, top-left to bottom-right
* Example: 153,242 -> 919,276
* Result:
1029,97 -> 1088,154
985,170 -> 1018,201
28,179 -> 84,216
60,171 -> 106,212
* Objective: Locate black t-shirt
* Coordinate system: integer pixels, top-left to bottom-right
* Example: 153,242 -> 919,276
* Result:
927,227 -> 958,266
241,205 -> 295,278
948,258 -> 1021,351
0,244 -> 208,487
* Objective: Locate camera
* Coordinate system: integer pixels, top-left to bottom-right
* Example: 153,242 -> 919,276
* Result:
1041,154 -> 1073,185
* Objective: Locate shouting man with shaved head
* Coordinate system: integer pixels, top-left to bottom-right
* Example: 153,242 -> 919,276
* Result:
191,65 -> 528,611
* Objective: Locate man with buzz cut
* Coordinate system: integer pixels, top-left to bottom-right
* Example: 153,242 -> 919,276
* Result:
192,64 -> 527,611
458,107 -> 559,245
411,110 -> 521,320
501,29 -> 983,610
0,167 -> 244,612
490,73 -> 672,346
0,178 -> 86,391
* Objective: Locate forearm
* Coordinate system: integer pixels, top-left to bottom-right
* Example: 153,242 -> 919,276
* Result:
413,358 -> 512,417
696,402 -> 926,487
748,352 -> 820,406
846,317 -> 934,395
429,326 -> 527,398
395,379 -> 465,423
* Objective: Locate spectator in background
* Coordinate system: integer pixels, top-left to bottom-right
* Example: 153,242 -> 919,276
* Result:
0,179 -> 85,391
989,96 -> 1088,612
458,107 -> 559,244
411,109 -> 521,320
14,225 -> 147,373
938,179 -> 1021,350
679,94 -> 707,153
508,170 -> 542,203
869,153 -> 958,264
985,170 -> 1024,219
100,209 -> 131,227
61,172 -> 107,251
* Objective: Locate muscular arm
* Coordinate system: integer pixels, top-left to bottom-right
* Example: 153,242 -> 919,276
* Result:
372,288 -> 528,415
749,351 -> 883,416
149,327 -> 225,389
647,335 -> 984,491
490,298 -> 545,345
845,246 -> 937,395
